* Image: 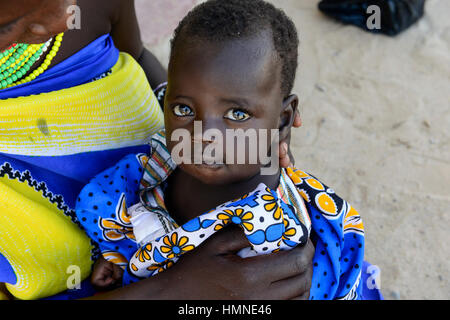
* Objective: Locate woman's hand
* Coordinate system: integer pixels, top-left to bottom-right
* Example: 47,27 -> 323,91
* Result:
164,225 -> 314,300
90,225 -> 314,300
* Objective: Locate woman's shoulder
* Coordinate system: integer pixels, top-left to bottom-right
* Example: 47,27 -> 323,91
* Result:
53,0 -> 130,65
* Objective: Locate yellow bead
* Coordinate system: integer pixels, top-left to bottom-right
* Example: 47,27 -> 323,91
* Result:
1,32 -> 64,87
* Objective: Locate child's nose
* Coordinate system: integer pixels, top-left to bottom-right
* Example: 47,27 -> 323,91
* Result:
194,113 -> 225,133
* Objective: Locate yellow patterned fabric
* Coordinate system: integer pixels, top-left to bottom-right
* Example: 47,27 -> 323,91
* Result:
0,179 -> 93,300
0,52 -> 164,300
0,53 -> 164,156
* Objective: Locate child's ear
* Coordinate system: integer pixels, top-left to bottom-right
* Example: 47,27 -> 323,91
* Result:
279,94 -> 299,142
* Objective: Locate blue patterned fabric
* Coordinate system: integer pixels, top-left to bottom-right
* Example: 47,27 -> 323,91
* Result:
75,131 -> 382,300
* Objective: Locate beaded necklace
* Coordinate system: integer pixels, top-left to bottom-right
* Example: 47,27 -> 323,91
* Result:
0,33 -> 64,89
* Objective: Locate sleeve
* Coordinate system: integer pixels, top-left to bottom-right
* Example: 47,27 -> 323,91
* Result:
286,168 -> 365,300
75,153 -> 146,272
308,203 -> 365,300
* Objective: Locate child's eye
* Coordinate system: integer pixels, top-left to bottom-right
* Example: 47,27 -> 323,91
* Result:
173,104 -> 194,117
224,109 -> 251,122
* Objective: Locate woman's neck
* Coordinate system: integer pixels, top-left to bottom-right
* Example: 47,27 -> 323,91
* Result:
165,168 -> 281,225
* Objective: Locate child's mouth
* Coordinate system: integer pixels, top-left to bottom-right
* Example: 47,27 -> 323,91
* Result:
194,162 -> 224,170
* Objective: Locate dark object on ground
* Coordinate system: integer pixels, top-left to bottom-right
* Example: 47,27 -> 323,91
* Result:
318,0 -> 426,36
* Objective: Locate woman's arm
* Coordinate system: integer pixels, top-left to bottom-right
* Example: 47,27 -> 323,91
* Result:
110,0 -> 167,88
86,226 -> 314,300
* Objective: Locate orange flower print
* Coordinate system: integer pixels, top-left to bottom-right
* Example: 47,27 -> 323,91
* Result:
261,189 -> 283,220
147,260 -> 174,274
282,219 -> 297,241
135,243 -> 152,263
217,208 -> 254,232
99,194 -> 135,242
160,232 -> 195,259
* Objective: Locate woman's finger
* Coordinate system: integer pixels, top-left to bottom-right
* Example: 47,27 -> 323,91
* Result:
241,238 -> 315,285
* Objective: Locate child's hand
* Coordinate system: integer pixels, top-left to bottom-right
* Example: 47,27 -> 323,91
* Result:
91,256 -> 124,291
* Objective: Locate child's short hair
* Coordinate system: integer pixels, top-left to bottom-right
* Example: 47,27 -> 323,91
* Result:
170,0 -> 299,97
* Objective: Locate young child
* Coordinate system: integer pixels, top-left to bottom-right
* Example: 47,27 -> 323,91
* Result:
76,0 -> 367,300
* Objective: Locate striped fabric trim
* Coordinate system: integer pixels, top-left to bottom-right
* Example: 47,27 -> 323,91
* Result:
278,169 -> 311,233
138,131 -> 176,224
140,131 -> 176,187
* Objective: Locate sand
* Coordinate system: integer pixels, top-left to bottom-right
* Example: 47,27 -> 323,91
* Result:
136,0 -> 450,300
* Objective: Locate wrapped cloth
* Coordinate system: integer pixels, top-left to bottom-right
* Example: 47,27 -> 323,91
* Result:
0,34 -> 164,300
76,131 -> 376,300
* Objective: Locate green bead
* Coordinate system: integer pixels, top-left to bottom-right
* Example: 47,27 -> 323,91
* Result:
8,65 -> 19,75
0,42 -> 45,87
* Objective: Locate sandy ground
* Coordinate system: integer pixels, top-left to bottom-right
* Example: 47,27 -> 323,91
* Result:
136,0 -> 450,300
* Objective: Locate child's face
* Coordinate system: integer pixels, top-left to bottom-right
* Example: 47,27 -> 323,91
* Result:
164,31 -> 287,185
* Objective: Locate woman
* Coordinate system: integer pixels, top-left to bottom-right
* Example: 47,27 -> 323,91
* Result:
0,0 -> 313,300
